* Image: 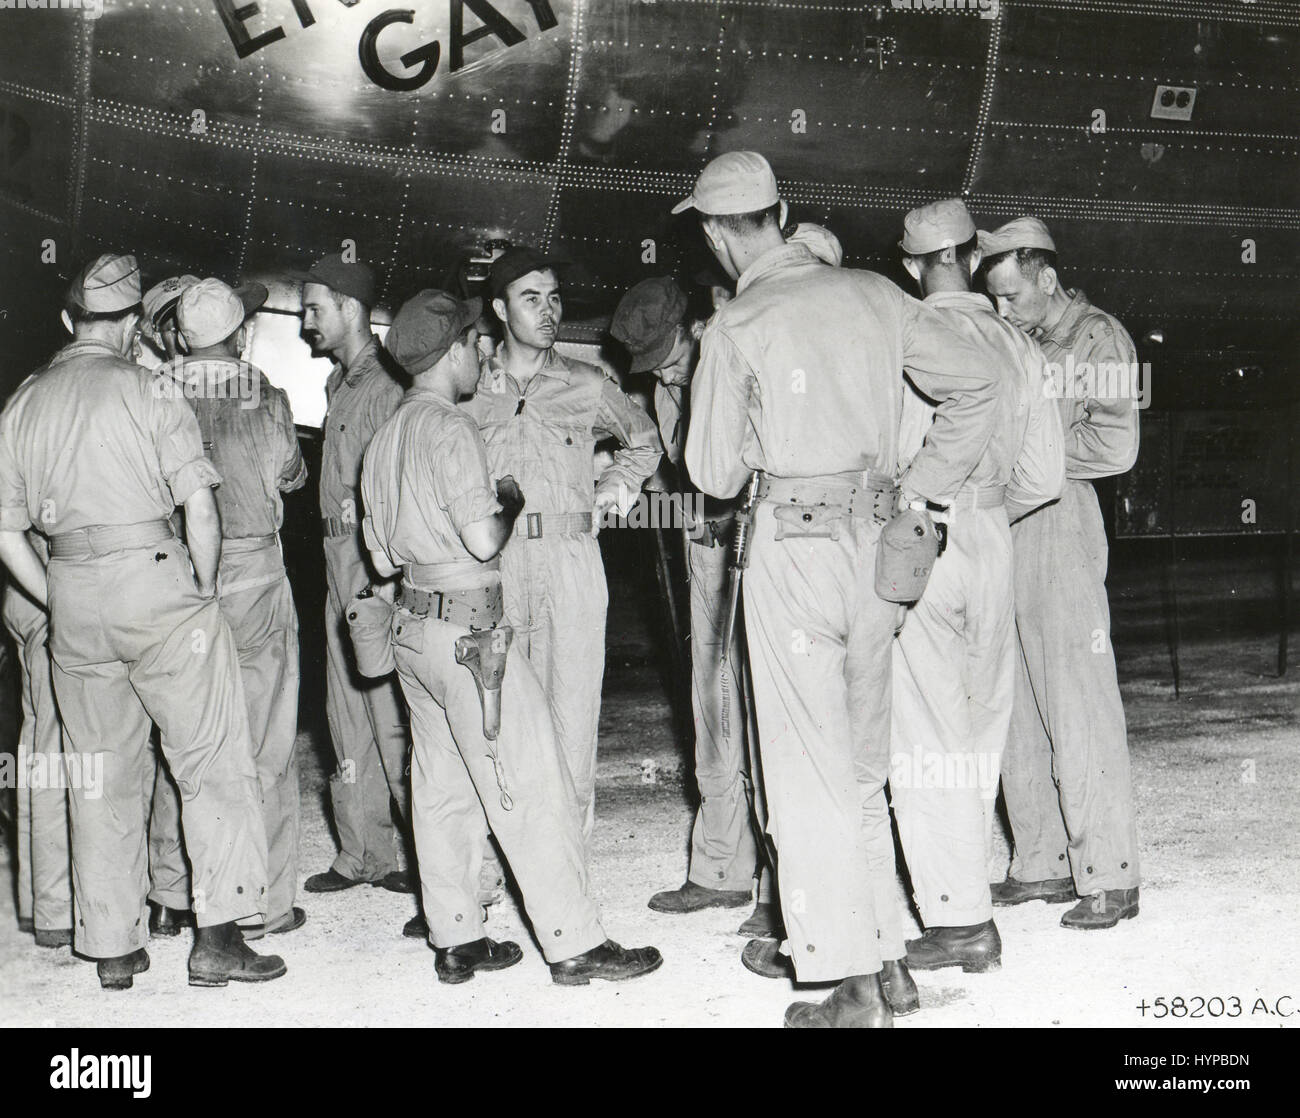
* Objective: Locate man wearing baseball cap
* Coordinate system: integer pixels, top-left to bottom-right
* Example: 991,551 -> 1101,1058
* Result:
298,252 -> 415,903
610,276 -> 775,933
361,289 -> 662,986
166,277 -> 309,939
889,200 -> 1064,975
0,254 -> 283,989
979,217 -> 1142,930
463,247 -> 662,859
680,153 -> 1001,1027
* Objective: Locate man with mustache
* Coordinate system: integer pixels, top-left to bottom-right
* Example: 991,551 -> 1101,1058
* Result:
299,254 -> 414,901
464,248 -> 662,856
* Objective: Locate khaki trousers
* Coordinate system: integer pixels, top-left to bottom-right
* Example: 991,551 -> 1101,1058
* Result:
323,533 -> 409,882
3,586 -> 72,933
685,537 -> 759,892
392,608 -> 606,962
743,504 -> 905,983
48,543 -> 268,958
1003,480 -> 1140,893
890,506 -> 1014,927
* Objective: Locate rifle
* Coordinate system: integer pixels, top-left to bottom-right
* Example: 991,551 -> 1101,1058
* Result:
720,472 -> 762,666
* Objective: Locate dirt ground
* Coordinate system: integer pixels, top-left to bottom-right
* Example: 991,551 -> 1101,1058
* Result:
1,540 -> 1296,1028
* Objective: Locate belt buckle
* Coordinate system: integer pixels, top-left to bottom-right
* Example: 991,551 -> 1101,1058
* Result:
525,512 -> 543,540
430,590 -> 445,620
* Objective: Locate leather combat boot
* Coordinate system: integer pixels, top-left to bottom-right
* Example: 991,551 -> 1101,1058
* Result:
990,876 -> 1075,906
188,921 -> 287,987
148,901 -> 193,937
98,948 -> 150,991
550,940 -> 663,986
906,920 -> 1002,973
648,880 -> 751,913
737,901 -> 783,939
785,973 -> 894,1029
880,958 -> 920,1015
1060,888 -> 1139,930
434,937 -> 523,984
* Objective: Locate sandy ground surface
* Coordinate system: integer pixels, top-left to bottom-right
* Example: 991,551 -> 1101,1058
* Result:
1,543 -> 1296,1028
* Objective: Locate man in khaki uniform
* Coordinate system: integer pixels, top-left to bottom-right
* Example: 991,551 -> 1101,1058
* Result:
889,200 -> 1064,973
170,278 -> 308,935
0,254 -> 284,989
980,217 -> 1142,929
610,276 -> 762,920
299,254 -> 412,896
681,153 -> 1000,1028
361,288 -> 662,985
464,248 -> 661,850
139,273 -> 202,938
3,532 -> 72,948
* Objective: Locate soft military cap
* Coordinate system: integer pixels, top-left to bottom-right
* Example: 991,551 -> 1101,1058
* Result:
178,278 -> 247,349
672,151 -> 780,216
300,253 -> 377,306
143,274 -> 201,327
69,253 -> 141,313
386,289 -> 482,376
977,216 -> 1057,257
900,199 -> 977,256
610,277 -> 689,374
488,246 -> 566,300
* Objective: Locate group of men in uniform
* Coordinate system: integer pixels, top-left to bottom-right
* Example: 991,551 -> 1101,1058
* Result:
0,147 -> 1142,1027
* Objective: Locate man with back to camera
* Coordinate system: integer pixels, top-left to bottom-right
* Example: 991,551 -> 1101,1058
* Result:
0,253 -> 284,989
889,199 -> 1064,974
168,277 -> 309,938
680,152 -> 1001,1027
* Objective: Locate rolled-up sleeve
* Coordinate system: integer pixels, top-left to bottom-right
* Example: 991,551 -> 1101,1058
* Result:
148,388 -> 221,506
593,378 -> 662,514
1065,317 -> 1140,480
272,388 -> 308,494
0,412 -> 31,532
435,417 -> 501,534
685,325 -> 754,500
897,294 -> 1001,504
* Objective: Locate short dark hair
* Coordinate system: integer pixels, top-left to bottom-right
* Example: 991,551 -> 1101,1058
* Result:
701,203 -> 781,238
981,246 -> 1057,279
65,301 -> 143,326
907,234 -> 979,271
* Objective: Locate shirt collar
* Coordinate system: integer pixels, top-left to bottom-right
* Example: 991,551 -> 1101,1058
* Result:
736,242 -> 820,296
486,345 -> 572,387
923,290 -> 996,312
51,338 -> 122,363
1035,289 -> 1090,345
338,336 -> 382,386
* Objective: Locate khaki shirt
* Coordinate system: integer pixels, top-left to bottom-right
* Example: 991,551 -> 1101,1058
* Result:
464,347 -> 662,517
899,290 -> 1065,518
161,357 -> 306,539
1035,289 -> 1140,481
361,388 -> 500,571
319,337 -> 406,529
0,339 -> 220,535
685,243 -> 1000,504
